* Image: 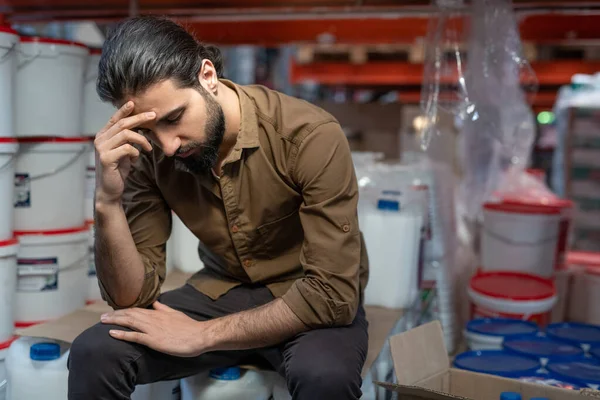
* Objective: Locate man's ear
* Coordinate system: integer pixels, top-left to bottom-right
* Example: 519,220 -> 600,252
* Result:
198,59 -> 218,95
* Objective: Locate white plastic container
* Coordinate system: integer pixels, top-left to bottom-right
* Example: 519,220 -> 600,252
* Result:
14,137 -> 90,231
85,145 -> 95,223
0,239 -> 18,343
5,337 -> 70,400
481,203 -> 561,277
16,37 -> 88,137
86,222 -> 101,303
171,213 -> 204,273
271,374 -> 291,400
468,271 -> 557,327
14,227 -> 88,325
82,49 -> 115,136
566,251 -> 600,325
0,27 -> 18,137
361,195 -> 423,309
181,367 -> 272,400
0,337 -> 16,400
0,139 -> 18,241
132,380 -> 181,400
464,318 -> 538,351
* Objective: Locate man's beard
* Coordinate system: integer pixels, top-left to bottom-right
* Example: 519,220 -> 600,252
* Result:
174,88 -> 226,175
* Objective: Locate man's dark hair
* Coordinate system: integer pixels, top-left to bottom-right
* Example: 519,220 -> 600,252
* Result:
97,16 -> 224,105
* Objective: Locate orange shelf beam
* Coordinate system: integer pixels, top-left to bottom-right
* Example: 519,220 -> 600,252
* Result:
290,60 -> 600,86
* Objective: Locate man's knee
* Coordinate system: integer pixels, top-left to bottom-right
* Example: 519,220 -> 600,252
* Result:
287,356 -> 362,399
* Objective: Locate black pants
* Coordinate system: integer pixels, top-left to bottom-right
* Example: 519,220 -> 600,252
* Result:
67,284 -> 369,400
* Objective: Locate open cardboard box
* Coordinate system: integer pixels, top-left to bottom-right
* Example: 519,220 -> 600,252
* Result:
378,321 -> 600,400
15,269 -> 403,377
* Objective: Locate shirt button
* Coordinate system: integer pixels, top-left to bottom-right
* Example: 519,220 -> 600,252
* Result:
231,225 -> 239,233
243,259 -> 252,268
342,224 -> 350,233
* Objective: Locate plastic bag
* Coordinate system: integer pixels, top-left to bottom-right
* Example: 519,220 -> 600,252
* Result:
420,0 -> 473,150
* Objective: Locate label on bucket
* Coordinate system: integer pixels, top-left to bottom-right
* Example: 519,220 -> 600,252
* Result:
13,173 -> 31,208
86,167 -> 95,201
17,257 -> 59,292
88,247 -> 96,277
472,304 -> 550,326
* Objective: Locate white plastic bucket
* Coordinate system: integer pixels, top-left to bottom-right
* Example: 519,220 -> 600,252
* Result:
16,37 -> 88,137
85,145 -> 95,223
14,227 -> 88,325
566,252 -> 600,325
469,271 -> 557,327
82,50 -> 114,136
0,139 -> 18,241
132,380 -> 181,400
482,202 -> 561,277
14,138 -> 90,231
171,213 -> 204,273
0,239 -> 18,343
0,337 -> 16,400
5,337 -> 70,400
0,27 -> 18,137
85,222 -> 101,304
181,367 -> 272,400
271,374 -> 291,400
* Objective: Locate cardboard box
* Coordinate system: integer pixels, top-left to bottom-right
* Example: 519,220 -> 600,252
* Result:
15,270 -> 403,378
378,321 -> 600,400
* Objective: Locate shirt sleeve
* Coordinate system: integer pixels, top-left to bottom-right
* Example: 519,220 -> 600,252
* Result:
281,121 -> 361,328
98,152 -> 171,309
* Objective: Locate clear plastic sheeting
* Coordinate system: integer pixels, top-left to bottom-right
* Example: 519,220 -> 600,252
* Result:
456,0 -> 537,217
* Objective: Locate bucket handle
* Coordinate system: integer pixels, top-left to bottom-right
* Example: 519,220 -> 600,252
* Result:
0,153 -> 16,172
18,49 -> 43,70
29,145 -> 88,181
484,228 -> 558,246
0,41 -> 17,65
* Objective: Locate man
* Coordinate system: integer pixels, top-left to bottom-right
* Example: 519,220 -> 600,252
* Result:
68,15 -> 369,400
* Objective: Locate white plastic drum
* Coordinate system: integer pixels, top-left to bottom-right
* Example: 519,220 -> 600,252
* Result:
482,203 -> 561,277
5,337 -> 70,400
0,239 -> 18,343
0,139 -> 18,241
82,49 -> 114,136
181,367 -> 272,400
13,227 -> 88,326
0,27 -> 18,137
85,144 -> 95,223
132,380 -> 181,400
86,222 -> 102,304
14,137 -> 89,231
0,337 -> 16,400
16,37 -> 88,137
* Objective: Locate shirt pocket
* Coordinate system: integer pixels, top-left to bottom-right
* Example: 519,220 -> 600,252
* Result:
253,210 -> 303,259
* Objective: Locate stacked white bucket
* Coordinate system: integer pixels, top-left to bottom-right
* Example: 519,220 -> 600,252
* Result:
82,48 -> 114,303
12,36 -> 90,327
0,26 -> 20,348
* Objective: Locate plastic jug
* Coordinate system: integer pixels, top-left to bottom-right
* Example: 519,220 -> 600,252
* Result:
181,367 -> 272,400
5,337 -> 70,400
271,373 -> 291,400
132,380 -> 181,400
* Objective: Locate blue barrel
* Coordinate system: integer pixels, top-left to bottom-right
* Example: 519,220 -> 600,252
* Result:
453,350 -> 541,378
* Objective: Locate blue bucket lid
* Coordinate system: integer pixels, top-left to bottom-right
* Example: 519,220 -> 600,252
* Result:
546,323 -> 600,347
453,350 -> 541,378
30,342 -> 61,361
500,392 -> 521,400
591,346 -> 600,361
503,333 -> 584,361
466,318 -> 538,337
209,367 -> 241,381
546,359 -> 600,386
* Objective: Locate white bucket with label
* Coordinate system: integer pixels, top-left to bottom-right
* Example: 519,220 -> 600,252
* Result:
0,239 -> 18,343
85,145 -> 95,223
5,337 -> 70,400
85,222 -> 102,304
14,138 -> 89,232
82,50 -> 114,136
16,37 -> 88,137
0,139 -> 18,241
0,27 -> 18,137
0,337 -> 16,400
13,227 -> 88,326
482,202 -> 561,277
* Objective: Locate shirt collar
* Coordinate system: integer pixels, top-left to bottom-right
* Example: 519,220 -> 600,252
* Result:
220,79 -> 260,151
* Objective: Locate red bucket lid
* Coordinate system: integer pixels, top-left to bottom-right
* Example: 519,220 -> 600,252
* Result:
503,197 -> 573,210
483,202 -> 561,215
17,136 -> 91,143
470,271 -> 556,300
0,336 -> 17,351
19,36 -> 88,50
0,238 -> 18,247
0,26 -> 18,35
0,137 -> 18,143
15,225 -> 88,236
567,251 -> 600,276
89,47 -> 102,55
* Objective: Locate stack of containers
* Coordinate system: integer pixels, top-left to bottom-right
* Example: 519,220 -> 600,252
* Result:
0,26 -> 19,347
13,36 -> 90,327
82,48 -> 114,303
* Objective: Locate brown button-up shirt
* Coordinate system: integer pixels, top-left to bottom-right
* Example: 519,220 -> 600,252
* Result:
100,80 -> 369,328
